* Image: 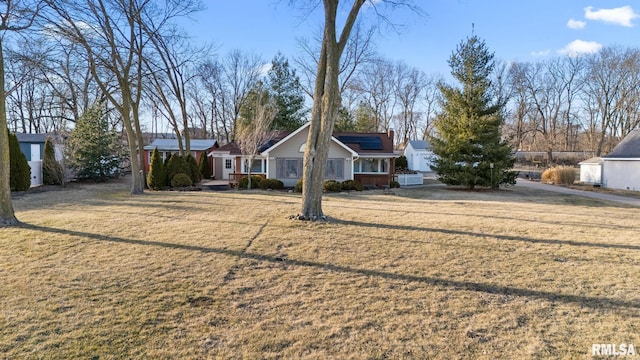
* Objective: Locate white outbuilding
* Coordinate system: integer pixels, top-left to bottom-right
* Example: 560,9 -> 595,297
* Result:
579,157 -> 603,185
599,129 -> 640,191
404,140 -> 436,172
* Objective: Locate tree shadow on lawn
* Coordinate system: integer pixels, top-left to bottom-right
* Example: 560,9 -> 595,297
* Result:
392,186 -> 629,208
19,223 -> 640,311
331,219 -> 640,252
329,203 -> 639,231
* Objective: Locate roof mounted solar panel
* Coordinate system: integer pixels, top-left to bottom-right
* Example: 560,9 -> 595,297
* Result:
337,135 -> 383,150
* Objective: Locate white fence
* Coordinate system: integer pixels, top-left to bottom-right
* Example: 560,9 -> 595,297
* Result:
396,173 -> 423,186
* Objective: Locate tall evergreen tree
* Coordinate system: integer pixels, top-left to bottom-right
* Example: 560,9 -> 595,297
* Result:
67,104 -> 126,181
8,131 -> 31,191
266,52 -> 307,131
431,35 -> 517,189
354,102 -> 377,132
147,147 -> 166,190
43,137 -> 63,185
186,153 -> 201,184
334,106 -> 356,132
198,152 -> 211,179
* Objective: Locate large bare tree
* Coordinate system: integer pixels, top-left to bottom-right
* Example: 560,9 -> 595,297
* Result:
0,0 -> 43,226
142,25 -> 205,155
46,0 -> 201,194
299,0 -> 419,219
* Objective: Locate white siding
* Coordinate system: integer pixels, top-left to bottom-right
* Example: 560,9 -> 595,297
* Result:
265,128 -> 353,187
603,160 -> 640,191
405,146 -> 435,172
579,163 -> 602,184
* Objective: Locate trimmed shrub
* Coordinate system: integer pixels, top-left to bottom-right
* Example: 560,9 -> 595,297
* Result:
541,166 -> 576,185
341,179 -> 363,191
170,173 -> 193,187
43,137 -> 63,185
199,152 -> 212,179
186,154 -> 201,184
259,178 -> 284,190
395,155 -> 408,171
323,179 -> 342,192
294,179 -> 303,193
164,152 -> 172,166
8,131 -> 31,191
166,154 -> 190,184
147,147 -> 166,190
390,180 -> 401,188
239,175 -> 264,189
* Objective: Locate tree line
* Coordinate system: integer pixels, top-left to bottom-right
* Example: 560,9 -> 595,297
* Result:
1,0 -> 638,223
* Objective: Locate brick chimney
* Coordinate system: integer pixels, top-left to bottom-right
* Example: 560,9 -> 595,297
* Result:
387,128 -> 394,144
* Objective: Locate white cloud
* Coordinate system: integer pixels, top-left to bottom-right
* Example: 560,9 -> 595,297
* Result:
584,6 -> 639,27
567,19 -> 586,29
531,49 -> 551,57
558,40 -> 603,56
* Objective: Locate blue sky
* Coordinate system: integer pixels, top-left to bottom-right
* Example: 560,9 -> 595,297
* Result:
184,1 -> 639,77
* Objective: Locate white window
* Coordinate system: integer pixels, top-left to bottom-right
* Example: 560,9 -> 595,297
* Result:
276,158 -> 344,179
353,158 -> 390,174
243,159 -> 265,173
325,159 -> 344,179
277,159 -> 303,179
225,159 -> 232,169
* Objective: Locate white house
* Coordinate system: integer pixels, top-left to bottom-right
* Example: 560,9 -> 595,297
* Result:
598,129 -> 640,191
404,140 -> 435,172
209,123 -> 399,188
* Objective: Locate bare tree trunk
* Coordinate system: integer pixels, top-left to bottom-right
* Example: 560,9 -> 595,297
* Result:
300,0 -> 364,220
0,39 -> 18,225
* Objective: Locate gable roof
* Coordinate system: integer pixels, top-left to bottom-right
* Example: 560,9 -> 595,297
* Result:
259,122 -> 360,157
144,139 -> 217,152
407,140 -> 432,151
16,133 -> 47,143
603,129 -> 640,159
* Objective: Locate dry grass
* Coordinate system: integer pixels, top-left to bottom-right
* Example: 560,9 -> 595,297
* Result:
541,167 -> 577,185
1,180 -> 639,359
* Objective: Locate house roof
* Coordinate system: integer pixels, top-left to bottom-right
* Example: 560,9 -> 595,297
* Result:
259,123 -> 360,157
16,133 -> 47,143
211,131 -> 291,156
144,139 -> 217,152
408,140 -> 432,151
604,129 -> 640,159
579,157 -> 603,165
333,132 -> 395,155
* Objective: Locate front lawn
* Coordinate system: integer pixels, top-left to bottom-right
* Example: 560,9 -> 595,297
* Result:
1,181 -> 638,358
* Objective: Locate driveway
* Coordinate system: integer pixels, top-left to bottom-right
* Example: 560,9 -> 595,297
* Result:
516,179 -> 640,207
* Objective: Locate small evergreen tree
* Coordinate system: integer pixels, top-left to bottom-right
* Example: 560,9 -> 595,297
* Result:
354,102 -> 377,132
67,104 -> 126,181
395,155 -> 408,171
431,35 -> 517,189
147,147 -> 166,190
8,131 -> 31,191
186,153 -> 201,184
266,52 -> 308,131
334,106 -> 356,132
165,154 -> 190,184
43,137 -> 63,185
198,152 -> 211,179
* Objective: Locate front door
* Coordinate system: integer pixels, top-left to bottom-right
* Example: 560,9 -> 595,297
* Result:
222,156 -> 234,180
